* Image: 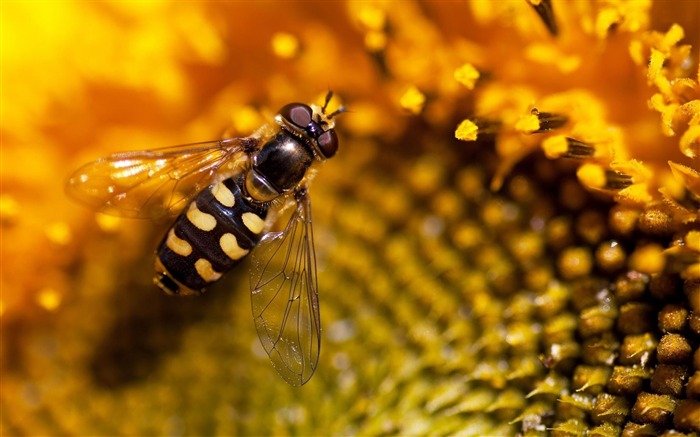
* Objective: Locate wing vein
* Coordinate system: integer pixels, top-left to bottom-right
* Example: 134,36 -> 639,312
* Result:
250,190 -> 321,385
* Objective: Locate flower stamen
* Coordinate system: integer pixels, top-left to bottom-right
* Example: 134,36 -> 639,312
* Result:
527,0 -> 558,37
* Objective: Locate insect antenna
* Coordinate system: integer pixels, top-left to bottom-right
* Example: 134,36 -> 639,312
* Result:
321,90 -> 334,114
327,106 -> 347,119
318,90 -> 346,121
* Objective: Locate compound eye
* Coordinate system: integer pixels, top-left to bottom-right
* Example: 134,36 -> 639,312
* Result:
317,129 -> 338,159
278,103 -> 312,129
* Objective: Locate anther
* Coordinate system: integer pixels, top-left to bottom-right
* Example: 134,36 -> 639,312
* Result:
543,136 -> 595,159
605,170 -> 634,190
527,0 -> 558,37
531,108 -> 568,132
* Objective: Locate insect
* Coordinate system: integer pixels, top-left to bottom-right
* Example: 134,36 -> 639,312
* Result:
66,92 -> 345,385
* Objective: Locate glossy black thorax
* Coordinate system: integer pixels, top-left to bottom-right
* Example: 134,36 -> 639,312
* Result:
252,130 -> 314,194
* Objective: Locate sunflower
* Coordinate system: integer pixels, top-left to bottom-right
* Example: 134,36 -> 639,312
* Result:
2,1 -> 699,435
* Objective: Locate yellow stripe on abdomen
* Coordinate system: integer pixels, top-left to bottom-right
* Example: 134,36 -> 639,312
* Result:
166,228 -> 193,257
186,202 -> 217,231
220,233 -> 249,260
211,182 -> 236,208
194,258 -> 222,282
241,212 -> 265,234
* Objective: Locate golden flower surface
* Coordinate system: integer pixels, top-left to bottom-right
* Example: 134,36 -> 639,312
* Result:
2,1 -> 700,435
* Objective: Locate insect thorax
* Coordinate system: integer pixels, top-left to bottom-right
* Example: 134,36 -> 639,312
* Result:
245,130 -> 314,203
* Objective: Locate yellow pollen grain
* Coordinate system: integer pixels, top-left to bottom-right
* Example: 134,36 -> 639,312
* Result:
647,49 -> 664,84
186,202 -> 217,231
452,223 -> 484,250
614,159 -> 651,181
454,64 -> 480,90
629,244 -> 666,274
36,288 -> 61,311
557,247 -> 592,280
364,31 -> 387,51
618,184 -> 654,205
661,24 -> 684,51
542,135 -> 569,158
680,268 -> 699,290
655,72 -> 674,98
455,119 -> 478,141
609,206 -> 640,237
668,163 -> 700,195
629,39 -> 645,65
515,113 -> 541,134
220,233 -> 249,260
211,182 -> 235,208
194,258 -> 222,282
686,231 -> 700,252
595,8 -> 621,39
45,221 -> 72,245
680,125 -> 700,158
357,6 -> 386,31
271,32 -> 300,59
661,104 -> 679,136
241,212 -> 265,234
577,163 -> 607,190
595,241 -> 626,272
649,93 -> 667,113
399,85 -> 425,115
166,229 -> 193,257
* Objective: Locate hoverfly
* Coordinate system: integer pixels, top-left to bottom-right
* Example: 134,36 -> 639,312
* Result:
66,92 -> 345,386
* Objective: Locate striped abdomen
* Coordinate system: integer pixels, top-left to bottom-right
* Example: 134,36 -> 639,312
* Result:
154,176 -> 268,296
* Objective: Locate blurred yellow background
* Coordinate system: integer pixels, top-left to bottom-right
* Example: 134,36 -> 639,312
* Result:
2,1 -> 699,435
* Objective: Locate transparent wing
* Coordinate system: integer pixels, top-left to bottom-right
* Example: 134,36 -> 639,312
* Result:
66,137 -> 258,218
250,189 -> 321,386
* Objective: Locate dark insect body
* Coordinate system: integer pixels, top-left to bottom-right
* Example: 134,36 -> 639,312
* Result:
154,175 -> 268,294
67,93 -> 344,385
